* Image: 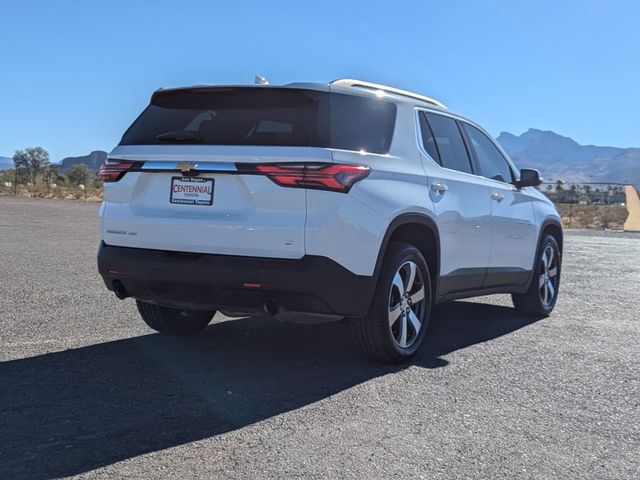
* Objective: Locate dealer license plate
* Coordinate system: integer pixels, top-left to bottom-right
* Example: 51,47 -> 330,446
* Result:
170,176 -> 214,206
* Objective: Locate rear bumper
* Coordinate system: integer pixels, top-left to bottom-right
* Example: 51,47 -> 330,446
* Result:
97,243 -> 376,317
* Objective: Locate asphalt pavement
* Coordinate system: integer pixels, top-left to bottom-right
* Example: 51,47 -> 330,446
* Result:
0,196 -> 638,479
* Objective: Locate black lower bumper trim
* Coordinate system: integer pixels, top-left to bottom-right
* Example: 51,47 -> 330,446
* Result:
97,243 -> 376,317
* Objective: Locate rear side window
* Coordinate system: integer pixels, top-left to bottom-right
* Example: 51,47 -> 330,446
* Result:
424,113 -> 473,174
418,112 -> 440,163
462,123 -> 514,183
120,88 -> 396,154
330,94 -> 396,154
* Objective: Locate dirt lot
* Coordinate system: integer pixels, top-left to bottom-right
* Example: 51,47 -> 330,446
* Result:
0,197 -> 638,479
556,203 -> 628,229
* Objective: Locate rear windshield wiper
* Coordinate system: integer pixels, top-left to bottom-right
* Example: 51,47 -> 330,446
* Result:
156,130 -> 204,143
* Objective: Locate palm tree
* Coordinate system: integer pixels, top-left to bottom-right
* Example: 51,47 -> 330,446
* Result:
570,184 -> 577,203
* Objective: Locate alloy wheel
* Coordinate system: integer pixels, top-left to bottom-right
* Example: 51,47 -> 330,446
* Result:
388,261 -> 426,348
539,244 -> 559,307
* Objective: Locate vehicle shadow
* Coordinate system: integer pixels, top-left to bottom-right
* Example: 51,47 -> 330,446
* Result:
0,300 -> 542,479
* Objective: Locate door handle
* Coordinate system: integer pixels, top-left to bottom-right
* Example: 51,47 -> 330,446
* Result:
431,182 -> 448,194
491,192 -> 504,202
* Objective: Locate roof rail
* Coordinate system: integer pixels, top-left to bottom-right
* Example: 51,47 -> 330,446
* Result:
331,78 -> 446,109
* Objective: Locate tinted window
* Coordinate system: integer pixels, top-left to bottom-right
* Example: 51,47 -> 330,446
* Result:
418,112 -> 440,163
463,123 -> 513,183
120,88 -> 396,154
424,113 -> 473,174
331,94 -> 396,153
330,94 -> 396,154
121,88 -> 327,147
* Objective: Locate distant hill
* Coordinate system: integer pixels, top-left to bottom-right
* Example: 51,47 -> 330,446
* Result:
0,156 -> 13,169
497,129 -> 640,186
59,151 -> 107,172
0,151 -> 108,172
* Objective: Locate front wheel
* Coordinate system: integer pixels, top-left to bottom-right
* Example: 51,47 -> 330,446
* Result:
351,242 -> 432,363
136,300 -> 215,335
512,234 -> 561,316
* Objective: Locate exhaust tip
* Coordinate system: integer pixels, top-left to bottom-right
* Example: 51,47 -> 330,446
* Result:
262,297 -> 279,315
113,280 -> 129,300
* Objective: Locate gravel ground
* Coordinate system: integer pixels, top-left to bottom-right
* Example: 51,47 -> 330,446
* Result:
0,196 -> 638,479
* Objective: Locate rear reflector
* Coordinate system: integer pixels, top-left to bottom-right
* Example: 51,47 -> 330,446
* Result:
237,162 -> 370,193
107,269 -> 128,277
242,282 -> 275,289
99,161 -> 140,182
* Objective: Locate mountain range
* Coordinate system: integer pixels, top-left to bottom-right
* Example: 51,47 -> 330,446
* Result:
1,129 -> 638,186
0,152 -> 107,172
496,129 -> 639,186
57,151 -> 107,171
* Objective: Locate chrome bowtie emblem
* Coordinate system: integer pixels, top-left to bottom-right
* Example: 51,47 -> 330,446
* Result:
176,161 -> 198,173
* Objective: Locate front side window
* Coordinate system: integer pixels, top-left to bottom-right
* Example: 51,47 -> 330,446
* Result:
463,123 -> 514,183
424,113 -> 473,174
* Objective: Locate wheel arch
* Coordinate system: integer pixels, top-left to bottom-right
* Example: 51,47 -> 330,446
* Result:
540,219 -> 563,252
528,217 -> 563,275
374,213 -> 440,291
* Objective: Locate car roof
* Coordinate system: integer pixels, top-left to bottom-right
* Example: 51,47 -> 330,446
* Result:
155,80 -> 444,107
153,80 -> 478,126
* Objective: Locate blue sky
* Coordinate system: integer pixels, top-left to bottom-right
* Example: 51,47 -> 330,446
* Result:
1,0 -> 639,161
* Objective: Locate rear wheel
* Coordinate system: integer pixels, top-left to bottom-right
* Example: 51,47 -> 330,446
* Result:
136,300 -> 215,335
512,234 -> 561,316
351,242 -> 432,363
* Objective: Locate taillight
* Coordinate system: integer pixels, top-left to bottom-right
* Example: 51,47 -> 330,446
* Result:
237,162 -> 370,193
98,161 -> 138,182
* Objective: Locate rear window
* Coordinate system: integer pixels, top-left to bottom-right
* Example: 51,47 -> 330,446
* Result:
119,87 -> 396,154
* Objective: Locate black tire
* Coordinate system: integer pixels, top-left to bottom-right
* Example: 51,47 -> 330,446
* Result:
136,300 -> 215,335
351,242 -> 432,364
512,234 -> 561,316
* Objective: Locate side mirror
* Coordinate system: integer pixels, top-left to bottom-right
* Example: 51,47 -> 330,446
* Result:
515,168 -> 542,188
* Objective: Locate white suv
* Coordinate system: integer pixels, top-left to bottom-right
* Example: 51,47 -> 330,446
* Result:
98,79 -> 562,363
